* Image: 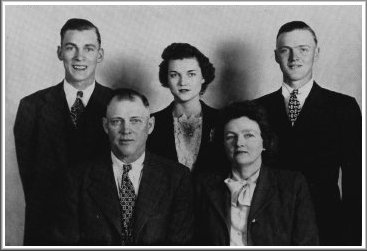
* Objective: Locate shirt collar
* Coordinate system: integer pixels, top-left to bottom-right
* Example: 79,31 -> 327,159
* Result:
281,79 -> 314,107
111,151 -> 145,172
230,167 -> 261,183
282,78 -> 314,96
63,79 -> 96,109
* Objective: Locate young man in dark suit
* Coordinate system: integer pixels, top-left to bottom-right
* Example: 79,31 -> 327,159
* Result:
13,18 -> 112,245
256,21 -> 361,245
55,88 -> 194,245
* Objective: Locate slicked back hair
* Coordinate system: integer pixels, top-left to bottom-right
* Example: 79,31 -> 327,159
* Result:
60,18 -> 101,47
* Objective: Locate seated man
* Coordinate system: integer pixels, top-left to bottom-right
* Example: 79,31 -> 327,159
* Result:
55,88 -> 194,245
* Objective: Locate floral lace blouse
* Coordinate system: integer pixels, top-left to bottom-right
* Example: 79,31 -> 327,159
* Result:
173,113 -> 203,170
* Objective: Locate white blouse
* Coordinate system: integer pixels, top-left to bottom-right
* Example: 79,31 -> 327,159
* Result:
173,113 -> 202,170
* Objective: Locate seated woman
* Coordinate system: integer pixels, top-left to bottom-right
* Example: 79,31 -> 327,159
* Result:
194,100 -> 319,246
147,43 -> 218,173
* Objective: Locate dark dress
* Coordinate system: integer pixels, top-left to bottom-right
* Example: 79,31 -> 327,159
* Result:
147,100 -> 218,175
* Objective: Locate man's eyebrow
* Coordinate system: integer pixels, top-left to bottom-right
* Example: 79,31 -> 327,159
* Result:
85,44 -> 98,48
63,42 -> 76,47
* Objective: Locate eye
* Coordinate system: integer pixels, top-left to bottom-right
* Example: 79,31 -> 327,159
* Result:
65,46 -> 74,51
278,48 -> 289,54
109,119 -> 121,127
130,118 -> 143,124
188,72 -> 196,77
244,133 -> 254,139
169,72 -> 178,78
224,134 -> 236,142
86,47 -> 95,52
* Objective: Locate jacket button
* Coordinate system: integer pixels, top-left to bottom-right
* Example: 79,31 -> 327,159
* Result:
251,218 -> 256,223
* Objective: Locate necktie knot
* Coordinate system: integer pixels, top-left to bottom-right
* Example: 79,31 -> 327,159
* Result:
77,91 -> 83,98
291,89 -> 299,96
123,164 -> 132,174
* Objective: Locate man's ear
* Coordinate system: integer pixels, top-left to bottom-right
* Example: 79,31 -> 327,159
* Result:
314,47 -> 320,62
274,49 -> 280,64
102,117 -> 109,134
97,47 -> 104,63
57,46 -> 63,61
148,116 -> 155,135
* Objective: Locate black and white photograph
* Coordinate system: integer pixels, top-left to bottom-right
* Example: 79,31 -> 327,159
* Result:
3,1 -> 364,247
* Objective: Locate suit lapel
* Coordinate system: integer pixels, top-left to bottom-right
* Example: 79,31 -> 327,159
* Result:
133,153 -> 167,235
42,82 -> 71,128
248,166 -> 275,221
40,82 -> 72,166
272,88 -> 292,129
87,156 -> 122,236
293,82 -> 324,127
162,103 -> 178,161
203,172 -> 231,233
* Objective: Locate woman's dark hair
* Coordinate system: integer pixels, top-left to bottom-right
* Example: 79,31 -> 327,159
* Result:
214,100 -> 277,166
158,43 -> 215,95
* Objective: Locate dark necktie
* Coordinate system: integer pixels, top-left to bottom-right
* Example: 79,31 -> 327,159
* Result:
70,91 -> 84,127
288,89 -> 301,124
119,164 -> 136,245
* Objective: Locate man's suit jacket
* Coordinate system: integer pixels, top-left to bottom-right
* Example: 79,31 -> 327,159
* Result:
147,100 -> 218,174
55,152 -> 194,246
194,165 -> 319,246
256,82 -> 362,245
13,81 -> 112,245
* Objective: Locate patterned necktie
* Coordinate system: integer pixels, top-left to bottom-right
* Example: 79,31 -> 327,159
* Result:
119,164 -> 136,245
288,89 -> 301,124
70,91 -> 84,127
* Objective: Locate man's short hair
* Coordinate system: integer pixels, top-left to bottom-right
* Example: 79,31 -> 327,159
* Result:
277,21 -> 318,45
158,43 -> 215,95
106,88 -> 150,113
60,18 -> 101,46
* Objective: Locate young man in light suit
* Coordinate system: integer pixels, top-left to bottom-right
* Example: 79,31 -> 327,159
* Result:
256,21 -> 361,245
13,18 -> 112,245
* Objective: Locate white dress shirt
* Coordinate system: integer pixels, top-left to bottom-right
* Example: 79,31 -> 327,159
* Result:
281,79 -> 314,114
63,79 -> 95,110
111,152 -> 145,195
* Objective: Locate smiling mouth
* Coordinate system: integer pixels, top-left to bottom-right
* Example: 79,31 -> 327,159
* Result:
73,65 -> 87,70
288,65 -> 302,69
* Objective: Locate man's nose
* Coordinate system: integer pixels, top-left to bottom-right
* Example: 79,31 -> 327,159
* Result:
289,48 -> 300,61
74,48 -> 85,60
119,121 -> 131,134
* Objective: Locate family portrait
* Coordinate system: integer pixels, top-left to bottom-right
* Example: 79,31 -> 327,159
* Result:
4,2 -> 363,247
